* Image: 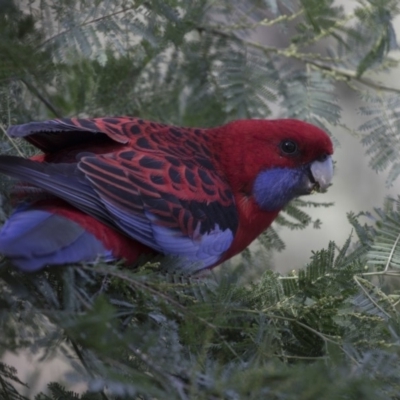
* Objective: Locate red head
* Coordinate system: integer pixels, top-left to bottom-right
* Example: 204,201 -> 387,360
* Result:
214,119 -> 332,188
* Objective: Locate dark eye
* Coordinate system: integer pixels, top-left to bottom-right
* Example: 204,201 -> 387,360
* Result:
280,140 -> 298,155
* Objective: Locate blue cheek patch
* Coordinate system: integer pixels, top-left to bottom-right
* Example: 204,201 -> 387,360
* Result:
253,167 -> 306,211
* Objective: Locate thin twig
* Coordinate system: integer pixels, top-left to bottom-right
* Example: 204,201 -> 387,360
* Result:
70,340 -> 110,400
353,275 -> 392,319
72,285 -> 186,398
233,308 -> 359,364
82,265 -> 244,363
38,5 -> 137,50
0,376 -> 11,400
203,23 -> 400,95
308,62 -> 400,95
20,78 -> 63,118
213,9 -> 304,32
0,123 -> 25,157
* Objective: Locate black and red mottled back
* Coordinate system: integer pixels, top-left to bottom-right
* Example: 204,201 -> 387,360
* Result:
8,116 -> 234,207
3,117 -> 239,270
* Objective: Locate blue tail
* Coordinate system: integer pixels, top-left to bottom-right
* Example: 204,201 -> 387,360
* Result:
0,206 -> 112,271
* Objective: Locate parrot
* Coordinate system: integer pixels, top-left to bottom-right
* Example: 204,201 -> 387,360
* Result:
0,117 -> 333,273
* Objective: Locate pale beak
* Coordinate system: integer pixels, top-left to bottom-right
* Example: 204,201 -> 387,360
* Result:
309,155 -> 333,192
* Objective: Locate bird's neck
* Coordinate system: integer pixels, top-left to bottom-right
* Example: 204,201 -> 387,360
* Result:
219,192 -> 280,263
205,126 -> 280,262
208,125 -> 281,262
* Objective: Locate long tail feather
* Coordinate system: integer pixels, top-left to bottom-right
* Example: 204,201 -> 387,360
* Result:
0,155 -> 108,224
0,206 -> 112,271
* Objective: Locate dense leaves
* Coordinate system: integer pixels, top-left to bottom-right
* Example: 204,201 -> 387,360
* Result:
1,234 -> 400,399
1,0 -> 400,398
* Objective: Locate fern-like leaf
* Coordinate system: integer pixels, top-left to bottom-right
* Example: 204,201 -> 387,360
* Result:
282,69 -> 341,134
359,94 -> 400,185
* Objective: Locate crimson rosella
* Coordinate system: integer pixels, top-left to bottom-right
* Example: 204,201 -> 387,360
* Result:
0,117 -> 333,272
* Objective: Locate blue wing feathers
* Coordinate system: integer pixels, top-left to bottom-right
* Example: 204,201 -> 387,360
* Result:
0,208 -> 112,271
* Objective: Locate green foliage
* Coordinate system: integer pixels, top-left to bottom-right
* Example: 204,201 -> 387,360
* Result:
354,0 -> 398,77
1,0 -> 400,398
1,234 -> 399,399
0,361 -> 29,400
283,70 -> 341,134
214,47 -> 278,119
367,197 -> 400,270
359,94 -> 400,185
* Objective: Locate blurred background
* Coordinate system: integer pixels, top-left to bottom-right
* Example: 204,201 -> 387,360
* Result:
2,0 -> 400,395
270,0 -> 400,272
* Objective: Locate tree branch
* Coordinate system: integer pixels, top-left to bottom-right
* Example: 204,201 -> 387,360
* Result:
38,5 -> 138,50
202,24 -> 400,95
307,61 -> 400,94
20,78 -> 63,118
